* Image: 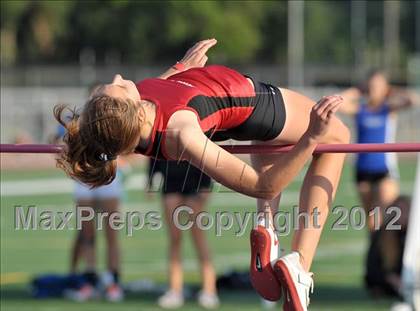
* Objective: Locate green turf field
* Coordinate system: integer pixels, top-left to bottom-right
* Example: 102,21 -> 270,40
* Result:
1,160 -> 417,310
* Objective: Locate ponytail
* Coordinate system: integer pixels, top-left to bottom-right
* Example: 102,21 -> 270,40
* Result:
53,95 -> 141,188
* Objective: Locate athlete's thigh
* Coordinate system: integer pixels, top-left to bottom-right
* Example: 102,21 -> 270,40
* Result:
75,200 -> 96,237
249,88 -> 345,191
96,198 -> 120,239
249,88 -> 312,172
272,88 -> 346,145
96,198 -> 120,213
162,193 -> 188,236
377,177 -> 399,207
273,88 -> 314,144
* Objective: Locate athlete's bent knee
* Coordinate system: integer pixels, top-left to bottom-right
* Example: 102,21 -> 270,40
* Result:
255,178 -> 278,200
328,119 -> 351,144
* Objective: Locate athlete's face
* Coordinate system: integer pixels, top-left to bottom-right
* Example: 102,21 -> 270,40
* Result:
368,73 -> 389,106
90,75 -> 143,154
93,74 -> 141,102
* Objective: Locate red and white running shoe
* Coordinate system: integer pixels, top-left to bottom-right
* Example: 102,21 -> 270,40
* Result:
250,220 -> 282,301
273,252 -> 314,311
105,283 -> 124,302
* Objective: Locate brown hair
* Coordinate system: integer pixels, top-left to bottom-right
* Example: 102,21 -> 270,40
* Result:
54,95 -> 142,188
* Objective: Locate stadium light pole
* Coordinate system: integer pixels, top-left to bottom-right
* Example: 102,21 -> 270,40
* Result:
351,0 -> 367,83
417,0 -> 420,53
288,0 -> 304,87
383,1 -> 400,76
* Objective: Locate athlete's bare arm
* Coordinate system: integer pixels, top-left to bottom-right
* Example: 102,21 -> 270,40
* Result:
387,87 -> 417,111
339,87 -> 361,115
158,39 -> 217,79
165,95 -> 343,200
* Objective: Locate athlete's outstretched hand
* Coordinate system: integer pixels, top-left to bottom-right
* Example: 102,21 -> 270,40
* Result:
307,95 -> 343,142
179,38 -> 217,69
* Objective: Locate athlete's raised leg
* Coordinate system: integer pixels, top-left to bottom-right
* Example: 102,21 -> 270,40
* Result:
272,89 -> 349,310
249,152 -> 283,301
270,88 -> 350,270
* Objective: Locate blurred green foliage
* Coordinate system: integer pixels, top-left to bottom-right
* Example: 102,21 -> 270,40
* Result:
0,0 -> 417,66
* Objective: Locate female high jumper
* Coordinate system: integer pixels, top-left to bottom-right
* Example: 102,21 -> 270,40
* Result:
340,70 -> 416,232
55,39 -> 350,311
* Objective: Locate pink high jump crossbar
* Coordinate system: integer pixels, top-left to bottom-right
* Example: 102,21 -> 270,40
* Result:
0,143 -> 419,154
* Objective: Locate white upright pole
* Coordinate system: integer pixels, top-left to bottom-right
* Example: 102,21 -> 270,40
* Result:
401,154 -> 420,309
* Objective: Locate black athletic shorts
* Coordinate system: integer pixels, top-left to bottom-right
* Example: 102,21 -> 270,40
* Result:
356,170 -> 389,184
211,77 -> 286,142
148,159 -> 212,195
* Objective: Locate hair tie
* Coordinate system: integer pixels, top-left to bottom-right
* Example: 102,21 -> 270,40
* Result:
98,153 -> 116,162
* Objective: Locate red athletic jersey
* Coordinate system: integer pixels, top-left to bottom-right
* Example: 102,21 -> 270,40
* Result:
135,65 -> 256,159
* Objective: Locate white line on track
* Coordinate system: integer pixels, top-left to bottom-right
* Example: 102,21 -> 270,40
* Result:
1,174 -> 147,197
1,174 -> 413,198
0,174 -> 299,203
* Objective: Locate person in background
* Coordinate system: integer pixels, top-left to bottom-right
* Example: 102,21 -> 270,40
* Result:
147,158 -> 219,309
340,70 -> 416,232
52,116 -> 126,302
365,195 -> 411,298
